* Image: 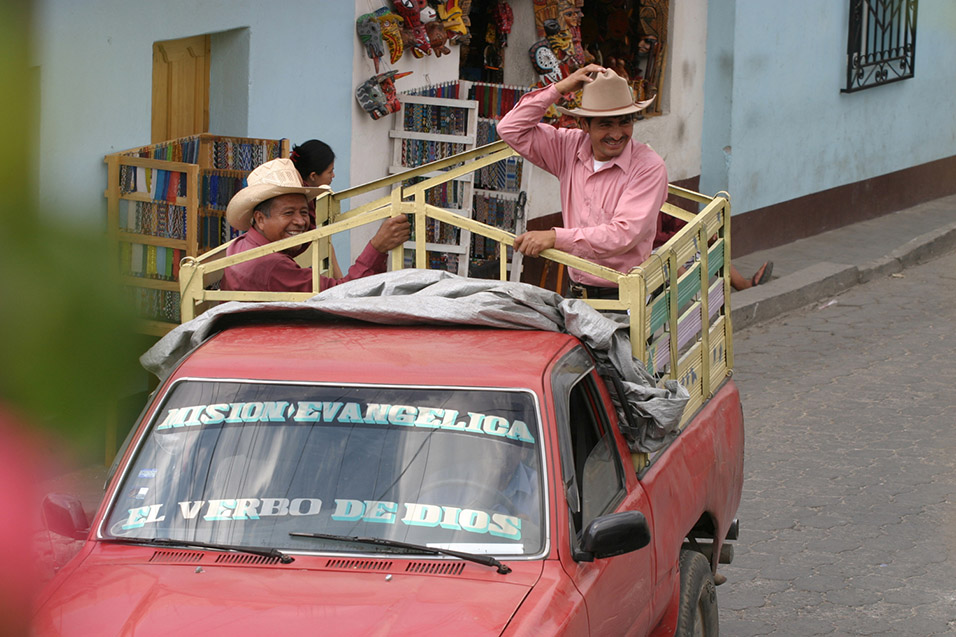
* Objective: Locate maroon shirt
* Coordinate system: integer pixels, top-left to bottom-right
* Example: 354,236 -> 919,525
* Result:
221,227 -> 387,293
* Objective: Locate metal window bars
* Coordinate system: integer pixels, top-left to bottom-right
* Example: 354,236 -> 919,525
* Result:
843,0 -> 918,93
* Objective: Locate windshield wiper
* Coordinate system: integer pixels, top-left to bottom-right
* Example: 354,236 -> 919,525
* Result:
106,536 -> 294,564
289,531 -> 511,574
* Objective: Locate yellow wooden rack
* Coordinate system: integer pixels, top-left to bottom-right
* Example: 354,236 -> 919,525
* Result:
179,140 -> 734,462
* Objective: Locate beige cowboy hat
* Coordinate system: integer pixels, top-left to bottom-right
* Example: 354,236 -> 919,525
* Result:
555,68 -> 655,118
226,158 -> 327,231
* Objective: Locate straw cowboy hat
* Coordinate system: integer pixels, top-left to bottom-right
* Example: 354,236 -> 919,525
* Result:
556,68 -> 655,118
226,158 -> 327,231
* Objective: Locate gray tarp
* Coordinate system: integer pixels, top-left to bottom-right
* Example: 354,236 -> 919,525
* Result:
141,269 -> 688,452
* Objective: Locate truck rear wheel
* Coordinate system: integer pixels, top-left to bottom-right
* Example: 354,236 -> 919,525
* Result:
676,549 -> 719,636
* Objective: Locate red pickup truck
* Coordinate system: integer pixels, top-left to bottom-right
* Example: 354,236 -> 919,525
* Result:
35,316 -> 743,636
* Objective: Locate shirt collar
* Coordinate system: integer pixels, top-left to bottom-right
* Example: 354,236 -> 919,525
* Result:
243,226 -> 270,246
575,134 -> 633,173
240,226 -> 307,257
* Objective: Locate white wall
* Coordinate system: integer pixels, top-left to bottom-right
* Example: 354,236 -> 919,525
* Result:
347,1 -> 462,257
636,0 -> 708,184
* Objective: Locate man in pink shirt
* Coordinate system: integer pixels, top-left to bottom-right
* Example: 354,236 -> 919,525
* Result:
497,64 -> 667,298
222,158 -> 409,293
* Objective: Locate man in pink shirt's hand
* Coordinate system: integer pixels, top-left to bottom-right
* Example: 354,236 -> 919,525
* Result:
221,158 -> 409,294
497,64 -> 668,298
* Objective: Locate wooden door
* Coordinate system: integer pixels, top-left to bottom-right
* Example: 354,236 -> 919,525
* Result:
151,35 -> 210,143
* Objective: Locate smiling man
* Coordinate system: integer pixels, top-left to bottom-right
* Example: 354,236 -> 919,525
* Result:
221,158 -> 409,293
497,65 -> 667,298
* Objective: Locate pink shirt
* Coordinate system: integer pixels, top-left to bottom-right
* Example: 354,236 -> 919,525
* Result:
222,227 -> 387,293
497,84 -> 668,287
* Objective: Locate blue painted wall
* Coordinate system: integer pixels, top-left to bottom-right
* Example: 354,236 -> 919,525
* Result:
701,0 -> 956,215
32,0 -> 355,228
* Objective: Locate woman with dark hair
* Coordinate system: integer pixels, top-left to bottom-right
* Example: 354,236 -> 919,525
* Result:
291,139 -> 336,187
290,139 -> 342,276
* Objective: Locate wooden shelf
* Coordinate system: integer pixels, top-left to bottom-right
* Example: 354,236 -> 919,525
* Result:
389,166 -> 474,182
137,319 -> 178,337
401,95 -> 479,109
392,94 -> 479,277
122,276 -> 179,291
402,241 -> 468,254
117,231 -> 187,249
115,191 -> 189,207
474,188 -> 521,200
106,134 -> 291,334
389,129 -> 477,145
201,167 -> 253,176
112,156 -> 195,172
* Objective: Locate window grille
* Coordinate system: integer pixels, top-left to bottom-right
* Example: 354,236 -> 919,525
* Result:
843,0 -> 918,93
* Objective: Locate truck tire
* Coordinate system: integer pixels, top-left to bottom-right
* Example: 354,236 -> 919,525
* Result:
675,549 -> 719,637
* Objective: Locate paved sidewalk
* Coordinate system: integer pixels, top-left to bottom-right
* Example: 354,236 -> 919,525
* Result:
730,193 -> 956,331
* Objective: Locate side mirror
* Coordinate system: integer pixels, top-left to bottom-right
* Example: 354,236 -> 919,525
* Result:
578,511 -> 650,561
42,493 -> 90,540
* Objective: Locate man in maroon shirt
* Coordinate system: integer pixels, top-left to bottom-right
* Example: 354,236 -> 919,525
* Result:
222,158 -> 409,293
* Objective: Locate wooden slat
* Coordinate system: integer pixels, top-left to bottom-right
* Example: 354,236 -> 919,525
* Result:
400,241 -> 468,255
122,276 -> 179,291
335,140 -> 513,203
708,319 -> 730,397
473,188 -> 521,200
200,290 -> 316,303
388,129 -> 477,145
388,166 -> 475,182
190,207 -> 393,272
136,319 -> 177,338
116,230 -> 186,250
646,280 -> 725,376
115,156 -> 196,172
399,94 -> 479,109
184,164 -> 199,257
677,343 -> 704,400
667,183 -> 718,206
115,191 -> 189,207
661,202 -> 697,223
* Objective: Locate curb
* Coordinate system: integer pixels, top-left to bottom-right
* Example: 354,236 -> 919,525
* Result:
730,222 -> 956,331
889,222 -> 956,268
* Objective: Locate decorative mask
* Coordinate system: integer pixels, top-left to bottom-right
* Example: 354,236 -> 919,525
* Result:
425,22 -> 451,57
355,71 -> 413,120
392,0 -> 432,57
439,0 -> 468,40
529,39 -> 563,84
356,13 -> 384,73
374,10 -> 406,64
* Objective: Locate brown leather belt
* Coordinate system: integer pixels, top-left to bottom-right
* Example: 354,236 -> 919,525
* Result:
568,283 -> 619,300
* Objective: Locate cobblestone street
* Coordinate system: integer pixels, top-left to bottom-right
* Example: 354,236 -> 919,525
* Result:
719,251 -> 956,635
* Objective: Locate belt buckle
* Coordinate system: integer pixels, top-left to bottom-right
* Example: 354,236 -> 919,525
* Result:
569,283 -> 588,299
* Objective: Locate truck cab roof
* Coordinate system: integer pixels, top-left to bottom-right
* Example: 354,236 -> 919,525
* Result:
174,321 -> 584,389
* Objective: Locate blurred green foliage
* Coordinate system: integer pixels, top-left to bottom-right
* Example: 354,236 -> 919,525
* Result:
0,0 -> 143,461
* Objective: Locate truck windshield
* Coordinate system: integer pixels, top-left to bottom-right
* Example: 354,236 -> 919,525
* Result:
104,380 -> 544,557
